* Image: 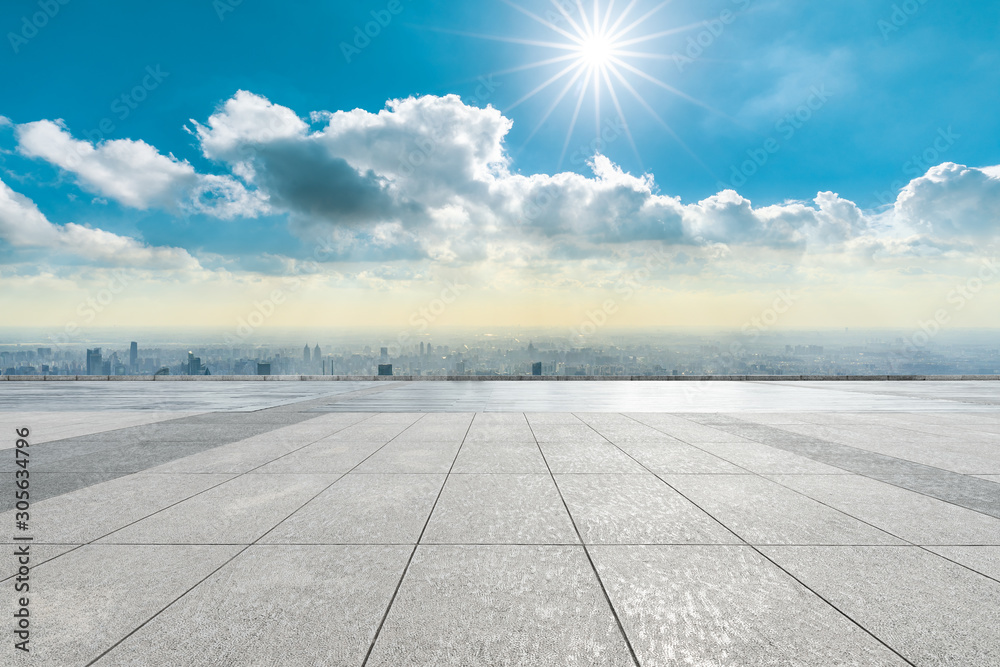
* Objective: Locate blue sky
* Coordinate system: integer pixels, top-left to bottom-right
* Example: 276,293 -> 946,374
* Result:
1,0 -> 999,331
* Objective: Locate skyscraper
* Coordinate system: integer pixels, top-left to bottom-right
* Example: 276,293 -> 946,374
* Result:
314,343 -> 321,360
303,344 -> 311,363
129,341 -> 138,373
187,351 -> 204,376
86,348 -> 102,375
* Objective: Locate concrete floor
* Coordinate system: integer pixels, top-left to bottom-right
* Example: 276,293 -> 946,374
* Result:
2,381 -> 999,666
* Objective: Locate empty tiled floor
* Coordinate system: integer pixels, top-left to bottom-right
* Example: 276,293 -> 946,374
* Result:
2,380 -> 1000,665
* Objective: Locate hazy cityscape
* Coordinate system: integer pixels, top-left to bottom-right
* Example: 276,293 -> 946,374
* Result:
2,328 -> 998,377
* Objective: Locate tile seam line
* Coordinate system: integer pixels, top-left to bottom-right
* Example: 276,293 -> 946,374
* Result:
580,412 -> 917,667
359,412 -> 475,667
86,411 -> 424,666
607,415 -> 917,546
630,413 -> 1000,521
1,412 -> 383,586
527,414 -> 642,667
623,411 -> 1000,535
756,476 -> 1000,585
727,421 -> 1000,520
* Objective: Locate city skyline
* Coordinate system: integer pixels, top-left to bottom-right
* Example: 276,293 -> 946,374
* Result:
3,327 -> 998,378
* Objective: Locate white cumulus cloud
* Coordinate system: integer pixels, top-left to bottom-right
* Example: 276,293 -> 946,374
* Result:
0,176 -> 201,270
15,119 -> 268,218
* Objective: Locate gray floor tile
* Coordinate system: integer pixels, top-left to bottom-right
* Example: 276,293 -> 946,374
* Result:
10,544 -> 240,667
770,474 -> 1000,545
626,414 -> 753,442
926,546 -> 1000,580
0,472 -> 233,544
590,545 -> 908,667
530,423 -> 609,443
539,440 -> 647,473
98,474 -> 338,544
664,474 -> 904,545
877,473 -> 1000,519
353,440 -> 462,473
423,474 -> 578,544
0,544 -> 79,581
95,545 -> 412,667
143,433 -> 314,474
262,473 -> 445,544
524,412 -> 584,425
615,440 -> 747,473
252,438 -> 386,473
0,472 -> 124,509
555,474 -> 738,544
451,440 -> 548,473
365,545 -> 635,666
695,440 -> 849,474
762,546 -> 1000,667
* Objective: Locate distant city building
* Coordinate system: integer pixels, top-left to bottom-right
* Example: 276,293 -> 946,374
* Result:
532,362 -> 542,376
86,348 -> 102,375
313,344 -> 321,360
420,342 -> 425,356
380,347 -> 388,360
257,362 -> 271,376
187,351 -> 206,375
303,344 -> 311,363
378,364 -> 393,376
129,342 -> 138,371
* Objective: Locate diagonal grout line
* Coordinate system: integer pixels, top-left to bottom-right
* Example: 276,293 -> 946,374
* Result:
613,414 -> 911,542
627,413 -> 1000,521
576,413 -> 918,667
359,412 -> 475,666
620,413 -> 1000,585
526,414 -> 642,667
85,411 -> 430,667
0,412 -> 382,586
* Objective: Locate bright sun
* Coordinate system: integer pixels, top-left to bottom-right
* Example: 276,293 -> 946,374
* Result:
463,0 -> 724,169
577,33 -> 615,68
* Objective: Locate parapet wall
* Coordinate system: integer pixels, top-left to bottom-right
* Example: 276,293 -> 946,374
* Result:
2,375 -> 999,382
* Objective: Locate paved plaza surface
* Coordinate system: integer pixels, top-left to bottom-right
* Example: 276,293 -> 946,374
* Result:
2,380 -> 999,666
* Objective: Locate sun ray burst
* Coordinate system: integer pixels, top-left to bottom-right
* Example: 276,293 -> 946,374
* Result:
462,0 -> 730,170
